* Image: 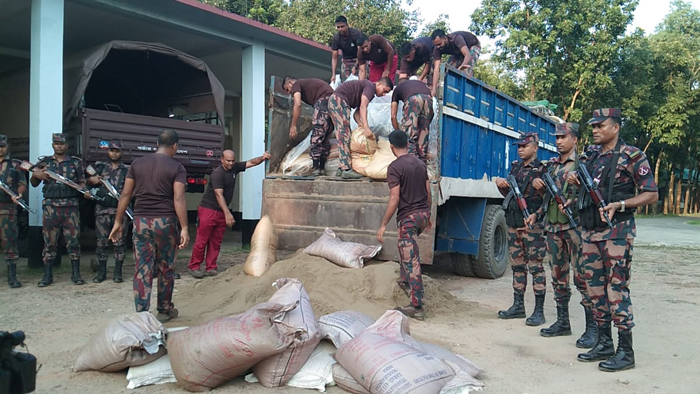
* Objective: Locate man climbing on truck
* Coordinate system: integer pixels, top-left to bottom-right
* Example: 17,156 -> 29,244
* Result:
390,80 -> 434,163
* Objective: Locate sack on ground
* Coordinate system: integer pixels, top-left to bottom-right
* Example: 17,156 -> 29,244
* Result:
364,138 -> 396,180
350,128 -> 378,155
126,354 -> 177,389
419,342 -> 483,379
318,311 -> 375,348
74,312 -> 166,372
304,228 -> 381,269
286,341 -> 336,392
351,153 -> 372,176
253,278 -> 321,387
244,215 -> 278,277
167,302 -> 302,392
332,363 -> 370,394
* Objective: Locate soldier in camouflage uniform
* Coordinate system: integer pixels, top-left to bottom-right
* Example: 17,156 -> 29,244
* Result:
0,135 -> 26,289
567,108 -> 658,372
30,133 -> 92,287
390,80 -> 434,163
495,132 -> 547,326
87,141 -> 129,283
526,123 -> 598,347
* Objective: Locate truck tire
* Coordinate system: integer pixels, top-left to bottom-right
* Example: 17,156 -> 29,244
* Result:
473,204 -> 509,279
451,253 -> 477,277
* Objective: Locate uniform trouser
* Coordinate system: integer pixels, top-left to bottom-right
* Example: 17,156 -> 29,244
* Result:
507,227 -> 546,296
397,211 -> 430,308
401,94 -> 434,162
310,97 -> 334,161
96,212 -> 126,262
42,205 -> 80,264
133,217 -> 179,313
546,228 -> 592,307
581,235 -> 635,331
399,61 -> 433,87
0,208 -> 18,261
189,206 -> 226,272
328,94 -> 353,171
447,45 -> 481,77
340,58 -> 359,81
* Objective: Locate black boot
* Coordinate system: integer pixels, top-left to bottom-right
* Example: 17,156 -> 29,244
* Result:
113,260 -> 124,283
93,259 -> 107,283
38,263 -> 53,287
311,159 -> 322,176
7,260 -> 21,288
498,292 -> 526,319
526,294 -> 546,326
599,330 -> 635,372
540,298 -> 571,337
71,260 -> 85,285
576,307 -> 599,349
577,323 -> 614,362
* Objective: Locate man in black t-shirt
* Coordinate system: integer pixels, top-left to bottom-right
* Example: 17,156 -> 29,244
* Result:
330,15 -> 363,83
188,149 -> 270,278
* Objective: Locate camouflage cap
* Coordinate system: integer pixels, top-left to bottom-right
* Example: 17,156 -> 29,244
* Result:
552,122 -> 580,137
587,108 -> 622,125
0,134 -> 7,147
513,132 -> 539,146
52,133 -> 67,143
109,140 -> 123,150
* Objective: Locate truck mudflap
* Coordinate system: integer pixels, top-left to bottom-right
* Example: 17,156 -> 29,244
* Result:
262,177 -> 437,264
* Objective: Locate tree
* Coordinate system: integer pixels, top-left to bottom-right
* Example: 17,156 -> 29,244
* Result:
198,0 -> 283,25
473,58 -> 527,99
420,14 -> 450,38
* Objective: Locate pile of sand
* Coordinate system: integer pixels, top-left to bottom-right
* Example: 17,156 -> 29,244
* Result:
177,251 -> 467,325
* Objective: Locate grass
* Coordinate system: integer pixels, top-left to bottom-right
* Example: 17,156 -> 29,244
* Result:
687,220 -> 700,226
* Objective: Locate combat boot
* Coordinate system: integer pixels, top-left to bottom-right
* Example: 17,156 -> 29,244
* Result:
312,159 -> 325,177
394,305 -> 425,321
113,260 -> 124,283
577,322 -> 614,362
576,307 -> 598,349
71,260 -> 85,285
598,330 -> 635,372
342,169 -> 364,179
526,294 -> 546,326
7,260 -> 21,288
498,292 -> 526,319
37,263 -> 53,287
540,298 -> 571,337
93,259 -> 107,283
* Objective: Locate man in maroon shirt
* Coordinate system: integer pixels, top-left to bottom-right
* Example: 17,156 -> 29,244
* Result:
328,78 -> 393,179
377,130 -> 432,320
283,76 -> 335,176
398,37 -> 434,84
188,150 -> 270,278
110,130 -> 189,323
430,29 -> 481,95
356,34 -> 398,82
390,80 -> 434,162
330,16 -> 363,83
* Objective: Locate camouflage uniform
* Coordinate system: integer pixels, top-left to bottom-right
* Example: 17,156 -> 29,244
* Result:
401,94 -> 434,162
0,148 -> 25,288
310,97 -> 334,162
133,217 -> 179,313
340,58 -> 358,82
447,45 -> 481,77
328,93 -> 354,171
397,211 -> 430,308
93,161 -> 129,264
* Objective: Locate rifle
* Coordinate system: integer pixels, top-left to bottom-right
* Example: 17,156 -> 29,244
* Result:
20,160 -> 104,201
506,174 -> 532,229
0,179 -> 35,213
86,165 -> 134,220
542,172 -> 577,228
576,164 -> 613,228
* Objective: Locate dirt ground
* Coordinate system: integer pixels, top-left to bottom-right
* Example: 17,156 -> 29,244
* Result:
1,217 -> 699,394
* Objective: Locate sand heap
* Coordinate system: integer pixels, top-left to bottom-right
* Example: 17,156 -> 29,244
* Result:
177,251 -> 467,325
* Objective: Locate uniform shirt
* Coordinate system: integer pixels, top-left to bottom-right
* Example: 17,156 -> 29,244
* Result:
433,31 -> 480,59
499,158 -> 546,229
391,80 -> 431,103
539,153 -> 579,234
94,161 -> 129,216
0,159 -> 26,213
291,78 -> 334,106
581,143 -> 657,242
333,80 -> 376,109
127,153 -> 187,218
387,154 -> 430,222
400,37 -> 434,73
199,162 -> 247,212
331,28 -> 362,59
357,34 -> 395,65
41,155 -> 85,208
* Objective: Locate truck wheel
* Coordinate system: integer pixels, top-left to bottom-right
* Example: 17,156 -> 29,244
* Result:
473,204 -> 509,279
451,253 -> 477,277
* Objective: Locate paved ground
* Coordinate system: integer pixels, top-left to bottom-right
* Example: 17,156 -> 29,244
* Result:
634,216 -> 700,247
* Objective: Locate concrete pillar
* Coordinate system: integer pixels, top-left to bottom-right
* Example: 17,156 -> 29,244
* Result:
28,0 -> 64,267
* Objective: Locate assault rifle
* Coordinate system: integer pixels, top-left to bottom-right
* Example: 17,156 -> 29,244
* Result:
0,180 -> 35,213
542,172 -> 577,228
576,164 -> 613,228
20,161 -> 103,201
506,175 -> 532,229
85,165 -> 133,220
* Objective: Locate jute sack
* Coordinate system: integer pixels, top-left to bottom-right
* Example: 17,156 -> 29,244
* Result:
318,311 -> 375,348
332,363 -> 370,394
350,128 -> 378,155
365,138 -> 397,180
351,153 -> 372,176
74,312 -> 166,372
304,228 -> 382,269
253,278 -> 321,387
168,302 -> 302,392
243,215 -> 278,277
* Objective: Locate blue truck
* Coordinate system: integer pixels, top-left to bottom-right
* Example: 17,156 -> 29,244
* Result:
263,66 -> 558,278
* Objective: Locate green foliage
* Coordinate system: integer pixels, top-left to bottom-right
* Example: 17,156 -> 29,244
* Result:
473,58 -> 527,100
198,0 -> 283,24
420,14 -> 450,38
